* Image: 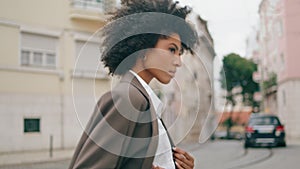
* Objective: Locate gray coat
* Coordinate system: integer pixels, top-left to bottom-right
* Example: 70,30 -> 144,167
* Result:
69,72 -> 159,169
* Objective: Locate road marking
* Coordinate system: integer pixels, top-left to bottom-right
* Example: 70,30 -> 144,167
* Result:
225,148 -> 273,169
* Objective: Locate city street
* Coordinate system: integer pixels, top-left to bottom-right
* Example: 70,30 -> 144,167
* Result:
1,0 -> 300,169
1,140 -> 299,169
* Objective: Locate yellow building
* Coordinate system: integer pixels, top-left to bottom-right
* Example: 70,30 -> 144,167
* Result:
0,0 -> 116,152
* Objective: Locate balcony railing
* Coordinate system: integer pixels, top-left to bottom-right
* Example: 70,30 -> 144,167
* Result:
71,0 -> 105,13
70,0 -> 115,21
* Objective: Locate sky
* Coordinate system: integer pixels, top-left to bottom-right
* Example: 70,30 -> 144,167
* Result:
116,0 -> 262,58
178,0 -> 262,111
178,0 -> 262,58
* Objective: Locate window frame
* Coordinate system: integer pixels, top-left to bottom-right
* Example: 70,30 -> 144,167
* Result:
21,47 -> 57,68
24,118 -> 41,133
19,30 -> 59,69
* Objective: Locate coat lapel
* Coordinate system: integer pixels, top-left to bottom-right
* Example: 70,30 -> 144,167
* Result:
120,72 -> 149,100
121,72 -> 159,166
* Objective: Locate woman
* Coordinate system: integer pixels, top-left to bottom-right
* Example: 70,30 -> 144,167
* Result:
69,0 -> 198,168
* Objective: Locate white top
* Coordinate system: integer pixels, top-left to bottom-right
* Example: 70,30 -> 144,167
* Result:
129,70 -> 175,169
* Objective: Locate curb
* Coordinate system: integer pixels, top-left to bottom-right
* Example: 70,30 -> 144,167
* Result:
0,149 -> 74,167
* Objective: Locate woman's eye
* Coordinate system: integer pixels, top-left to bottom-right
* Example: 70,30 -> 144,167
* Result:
169,47 -> 176,54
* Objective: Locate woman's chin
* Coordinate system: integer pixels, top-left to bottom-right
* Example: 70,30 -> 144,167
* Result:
157,77 -> 172,84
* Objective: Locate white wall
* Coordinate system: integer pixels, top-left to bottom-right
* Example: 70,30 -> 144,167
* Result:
0,93 -> 61,152
277,79 -> 300,141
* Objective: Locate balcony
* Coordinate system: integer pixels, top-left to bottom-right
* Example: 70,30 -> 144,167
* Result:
69,0 -> 114,22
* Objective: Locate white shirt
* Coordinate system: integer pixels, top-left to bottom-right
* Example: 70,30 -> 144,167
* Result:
129,70 -> 175,169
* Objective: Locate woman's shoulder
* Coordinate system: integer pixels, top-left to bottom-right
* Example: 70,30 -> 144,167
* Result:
98,82 -> 150,111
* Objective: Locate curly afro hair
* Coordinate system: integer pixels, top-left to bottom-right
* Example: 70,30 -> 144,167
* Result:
100,0 -> 198,76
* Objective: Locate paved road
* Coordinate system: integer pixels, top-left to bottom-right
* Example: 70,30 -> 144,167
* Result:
186,140 -> 300,169
1,140 -> 299,169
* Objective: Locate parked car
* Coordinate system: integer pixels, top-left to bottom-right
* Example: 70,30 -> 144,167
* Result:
244,114 -> 286,148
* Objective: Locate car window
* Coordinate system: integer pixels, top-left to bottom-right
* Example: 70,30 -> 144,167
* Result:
249,117 -> 279,125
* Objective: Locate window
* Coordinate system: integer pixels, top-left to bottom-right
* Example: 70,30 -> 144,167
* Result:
249,117 -> 279,125
75,40 -> 107,77
46,53 -> 56,66
277,20 -> 283,37
33,52 -> 43,65
24,118 -> 40,133
282,90 -> 286,106
21,32 -> 58,68
21,50 -> 30,65
280,53 -> 285,66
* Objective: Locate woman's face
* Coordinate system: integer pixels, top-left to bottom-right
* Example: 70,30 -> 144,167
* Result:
143,33 -> 182,84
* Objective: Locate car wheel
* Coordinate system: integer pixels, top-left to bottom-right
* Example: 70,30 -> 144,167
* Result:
244,142 -> 251,148
276,141 -> 286,147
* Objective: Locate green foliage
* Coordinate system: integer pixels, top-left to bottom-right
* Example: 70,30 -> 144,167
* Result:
263,72 -> 277,90
222,117 -> 236,127
220,53 -> 259,107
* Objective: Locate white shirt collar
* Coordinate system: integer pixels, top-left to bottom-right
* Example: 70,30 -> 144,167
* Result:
129,70 -> 175,169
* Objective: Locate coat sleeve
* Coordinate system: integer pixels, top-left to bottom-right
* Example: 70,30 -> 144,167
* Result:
68,88 -> 154,169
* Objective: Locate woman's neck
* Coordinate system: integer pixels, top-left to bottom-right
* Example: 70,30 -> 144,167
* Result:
131,58 -> 153,84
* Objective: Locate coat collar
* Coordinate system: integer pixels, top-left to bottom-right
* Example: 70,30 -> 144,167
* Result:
120,71 -> 150,100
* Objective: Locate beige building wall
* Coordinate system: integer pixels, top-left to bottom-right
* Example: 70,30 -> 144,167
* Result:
0,24 -> 20,67
0,0 -> 215,152
0,0 -> 115,152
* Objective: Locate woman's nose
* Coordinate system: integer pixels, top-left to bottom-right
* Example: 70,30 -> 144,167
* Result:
174,55 -> 182,67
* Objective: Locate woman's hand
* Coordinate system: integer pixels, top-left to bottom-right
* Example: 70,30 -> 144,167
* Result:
173,147 -> 194,169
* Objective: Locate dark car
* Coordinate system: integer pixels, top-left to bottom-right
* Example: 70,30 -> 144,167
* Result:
244,114 -> 286,148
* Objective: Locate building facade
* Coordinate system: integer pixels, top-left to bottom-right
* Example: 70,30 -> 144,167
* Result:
0,0 -> 116,152
258,0 -> 300,141
0,0 -> 216,153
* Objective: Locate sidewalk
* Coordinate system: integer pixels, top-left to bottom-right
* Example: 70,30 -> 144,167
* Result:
0,148 -> 74,167
287,137 -> 300,145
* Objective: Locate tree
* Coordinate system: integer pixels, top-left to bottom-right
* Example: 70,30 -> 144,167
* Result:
220,53 -> 259,138
263,72 -> 277,91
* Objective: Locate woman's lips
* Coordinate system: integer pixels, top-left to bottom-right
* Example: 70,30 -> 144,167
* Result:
168,70 -> 176,77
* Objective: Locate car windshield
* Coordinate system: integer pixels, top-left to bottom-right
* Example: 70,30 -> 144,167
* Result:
249,117 -> 280,125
